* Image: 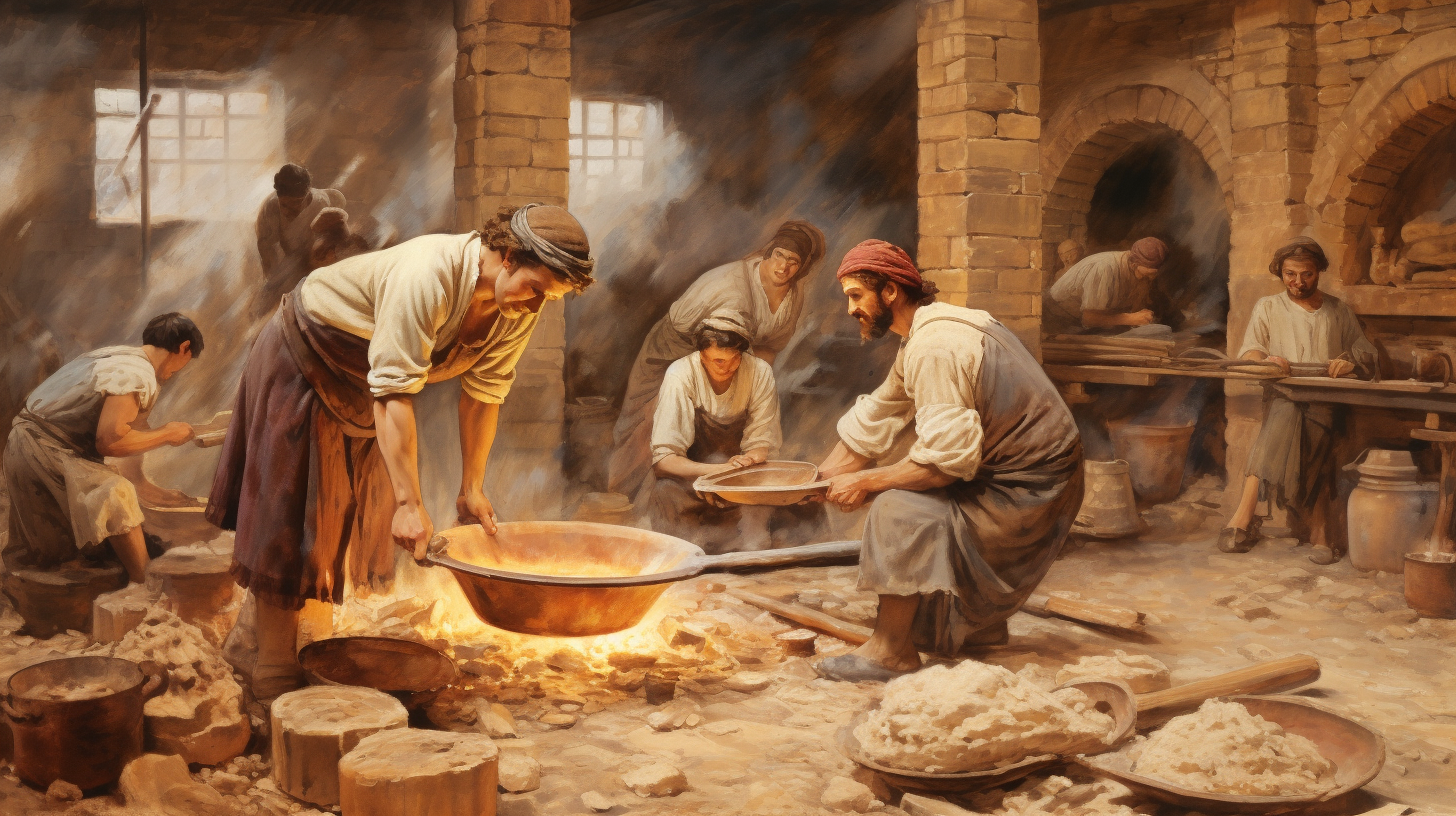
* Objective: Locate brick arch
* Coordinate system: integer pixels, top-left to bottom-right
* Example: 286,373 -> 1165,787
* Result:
1306,35 -> 1456,283
1041,83 -> 1234,275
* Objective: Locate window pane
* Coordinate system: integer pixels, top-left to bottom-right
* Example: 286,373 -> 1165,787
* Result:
568,99 -> 582,135
95,88 -> 118,114
149,117 -> 179,139
568,138 -> 583,157
183,118 -> 203,138
150,137 -> 180,161
585,138 -> 613,157
617,139 -> 632,156
95,118 -> 135,161
618,159 -> 644,189
631,140 -> 645,157
95,161 -> 138,220
585,102 -> 613,136
228,91 -> 268,115
228,118 -> 274,161
200,117 -> 225,138
153,90 -> 180,116
186,91 -> 225,116
188,137 -> 225,161
586,158 -> 614,176
617,104 -> 645,138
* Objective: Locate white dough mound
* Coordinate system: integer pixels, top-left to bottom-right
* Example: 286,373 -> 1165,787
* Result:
1055,650 -> 1171,694
853,660 -> 1116,773
1132,700 -> 1336,795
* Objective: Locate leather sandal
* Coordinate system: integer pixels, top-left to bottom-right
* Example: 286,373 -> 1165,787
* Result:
1217,518 -> 1262,553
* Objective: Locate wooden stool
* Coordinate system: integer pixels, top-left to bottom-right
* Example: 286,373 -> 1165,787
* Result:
339,728 -> 498,816
270,686 -> 408,806
2,564 -> 127,638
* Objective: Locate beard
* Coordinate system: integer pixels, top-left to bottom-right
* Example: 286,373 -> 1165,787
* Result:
854,298 -> 893,341
1286,281 -> 1318,300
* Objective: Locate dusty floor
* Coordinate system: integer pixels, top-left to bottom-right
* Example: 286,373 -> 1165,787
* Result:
2,486 -> 1455,816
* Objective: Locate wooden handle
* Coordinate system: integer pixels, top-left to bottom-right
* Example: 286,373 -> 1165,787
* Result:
728,588 -> 872,645
1024,593 -> 1145,633
1135,655 -> 1321,722
698,540 -> 860,574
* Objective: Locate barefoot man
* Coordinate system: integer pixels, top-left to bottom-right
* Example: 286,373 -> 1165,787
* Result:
813,240 -> 1084,682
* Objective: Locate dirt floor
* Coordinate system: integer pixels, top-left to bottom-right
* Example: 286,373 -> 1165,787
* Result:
2,483 -> 1455,816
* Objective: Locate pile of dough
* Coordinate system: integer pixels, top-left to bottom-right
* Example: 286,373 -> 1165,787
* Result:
1132,699 -> 1335,795
854,660 -> 1117,773
1055,651 -> 1171,694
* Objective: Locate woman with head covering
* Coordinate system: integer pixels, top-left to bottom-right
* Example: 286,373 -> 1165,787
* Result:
647,311 -> 823,553
609,220 -> 826,500
207,203 -> 593,699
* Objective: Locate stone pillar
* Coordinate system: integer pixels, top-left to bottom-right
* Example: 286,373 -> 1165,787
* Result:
454,0 -> 570,462
1226,0 -> 1318,485
916,0 -> 1043,353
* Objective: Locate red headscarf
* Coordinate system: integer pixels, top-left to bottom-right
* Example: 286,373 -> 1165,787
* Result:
834,240 -> 925,291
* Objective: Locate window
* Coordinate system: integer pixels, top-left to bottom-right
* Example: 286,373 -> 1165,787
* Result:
568,99 -> 659,197
94,83 -> 284,223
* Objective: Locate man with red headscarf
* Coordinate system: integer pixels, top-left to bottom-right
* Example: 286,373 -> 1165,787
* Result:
1044,236 -> 1169,333
813,240 -> 1083,682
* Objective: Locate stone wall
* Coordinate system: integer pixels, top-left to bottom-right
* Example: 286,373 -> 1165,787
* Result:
453,0 -> 572,458
916,0 -> 1044,352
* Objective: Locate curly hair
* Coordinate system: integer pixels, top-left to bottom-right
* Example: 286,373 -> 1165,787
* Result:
480,206 -> 545,269
1268,238 -> 1329,277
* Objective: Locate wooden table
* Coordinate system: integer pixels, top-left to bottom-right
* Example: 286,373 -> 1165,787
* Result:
1044,364 -> 1276,387
1270,377 -> 1456,414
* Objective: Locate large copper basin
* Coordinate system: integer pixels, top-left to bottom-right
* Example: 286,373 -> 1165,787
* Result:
427,522 -> 858,637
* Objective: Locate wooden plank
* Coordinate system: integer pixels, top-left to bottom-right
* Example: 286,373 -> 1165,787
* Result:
1280,376 -> 1452,394
1044,364 -> 1275,384
1273,384 -> 1456,415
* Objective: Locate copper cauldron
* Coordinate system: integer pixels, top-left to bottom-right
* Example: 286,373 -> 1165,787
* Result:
3,656 -> 167,791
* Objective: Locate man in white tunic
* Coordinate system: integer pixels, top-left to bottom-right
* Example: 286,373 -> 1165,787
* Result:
209,203 -> 593,698
3,314 -> 202,583
253,163 -> 346,317
1220,238 -> 1375,564
608,221 -> 825,499
813,241 -> 1083,682
648,312 -> 818,551
1044,236 -> 1168,333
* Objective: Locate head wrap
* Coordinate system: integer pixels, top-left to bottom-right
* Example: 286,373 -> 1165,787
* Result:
834,239 -> 937,297
699,308 -> 753,347
1128,237 -> 1169,270
310,207 -> 349,235
510,203 -> 595,290
762,220 -> 826,281
274,163 -> 310,198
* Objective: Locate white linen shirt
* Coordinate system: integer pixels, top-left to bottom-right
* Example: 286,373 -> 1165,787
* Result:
836,303 -> 992,481
298,232 -> 537,403
650,352 -> 782,463
1238,291 -> 1376,367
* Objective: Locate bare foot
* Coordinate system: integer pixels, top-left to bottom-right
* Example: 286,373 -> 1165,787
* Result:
846,641 -> 921,673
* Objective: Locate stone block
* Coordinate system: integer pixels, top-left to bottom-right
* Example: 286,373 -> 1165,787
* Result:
963,82 -> 1017,111
1319,84 -> 1356,106
1320,37 -> 1372,63
537,118 -> 569,140
965,138 -> 1039,172
996,112 -> 1039,139
1316,1 -> 1351,23
455,0 -> 489,28
531,139 -> 568,169
937,139 -> 971,171
480,74 -> 569,119
967,235 -> 1030,266
1015,84 -> 1040,114
1372,32 -> 1413,55
946,56 -> 998,84
471,42 -> 528,75
966,291 -> 1039,317
1232,86 -> 1292,130
917,237 -> 953,270
454,76 -> 484,121
919,194 -> 969,237
918,63 -> 946,89
919,110 -> 997,141
1342,13 -> 1402,39
1315,21 -> 1343,44
456,166 -> 511,196
474,136 -> 532,167
996,267 -> 1043,292
920,171 -> 968,196
1405,4 -> 1456,33
995,39 -> 1039,84
966,192 -> 1040,237
966,0 -> 1036,23
528,47 -> 571,79
488,0 -> 570,26
486,115 -> 538,138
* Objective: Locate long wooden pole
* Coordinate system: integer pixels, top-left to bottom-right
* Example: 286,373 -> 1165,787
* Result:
138,0 -> 150,285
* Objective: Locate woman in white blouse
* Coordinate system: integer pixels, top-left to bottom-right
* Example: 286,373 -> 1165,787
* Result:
609,220 -> 825,499
647,313 -> 820,552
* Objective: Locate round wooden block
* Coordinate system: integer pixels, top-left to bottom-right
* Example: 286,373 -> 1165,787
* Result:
3,565 -> 127,638
145,549 -> 237,627
269,686 -> 408,806
339,728 -> 498,816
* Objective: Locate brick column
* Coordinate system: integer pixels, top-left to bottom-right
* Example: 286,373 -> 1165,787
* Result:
916,0 -> 1043,353
454,0 -> 570,460
1226,0 -> 1318,487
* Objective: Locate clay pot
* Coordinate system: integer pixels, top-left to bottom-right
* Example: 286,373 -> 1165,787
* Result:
1074,460 -> 1144,539
1346,449 -> 1437,573
4,656 -> 167,791
1111,424 -> 1195,504
1405,552 -> 1456,619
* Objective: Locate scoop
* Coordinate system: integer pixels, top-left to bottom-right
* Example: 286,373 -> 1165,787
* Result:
692,460 -> 829,506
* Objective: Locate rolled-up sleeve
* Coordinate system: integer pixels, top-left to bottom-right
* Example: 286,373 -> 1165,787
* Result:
366,260 -> 451,397
1335,302 -> 1378,376
650,363 -> 698,463
903,344 -> 985,480
739,359 -> 782,456
461,313 -> 539,404
837,358 -> 913,460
